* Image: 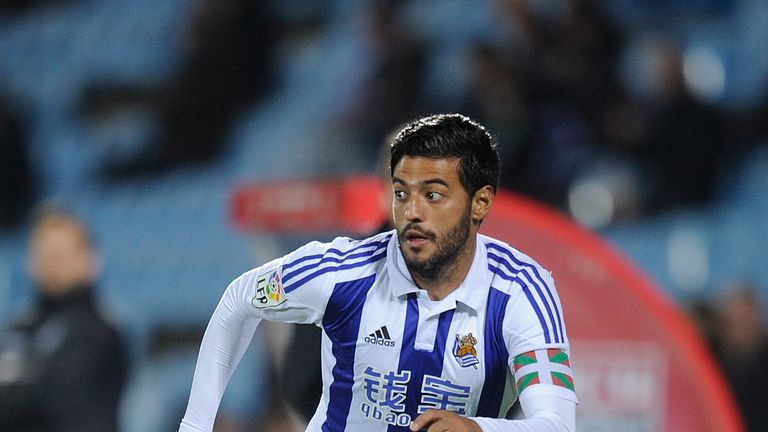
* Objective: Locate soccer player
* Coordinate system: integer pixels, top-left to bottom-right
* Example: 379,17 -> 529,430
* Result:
179,114 -> 577,431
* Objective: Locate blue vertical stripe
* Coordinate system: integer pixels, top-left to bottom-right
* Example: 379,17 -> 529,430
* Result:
387,294 -> 455,432
476,287 -> 511,417
321,274 -> 377,432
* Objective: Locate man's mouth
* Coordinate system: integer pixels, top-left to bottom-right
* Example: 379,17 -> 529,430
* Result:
404,229 -> 430,248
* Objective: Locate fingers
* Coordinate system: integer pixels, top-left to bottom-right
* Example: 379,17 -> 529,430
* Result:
410,410 -> 480,432
410,409 -> 442,431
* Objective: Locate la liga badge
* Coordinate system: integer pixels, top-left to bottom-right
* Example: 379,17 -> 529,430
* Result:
252,267 -> 285,308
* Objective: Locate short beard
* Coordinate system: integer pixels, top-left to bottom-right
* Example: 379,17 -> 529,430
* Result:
400,203 -> 473,281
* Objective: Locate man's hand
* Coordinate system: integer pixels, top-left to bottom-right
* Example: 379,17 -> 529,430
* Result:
409,409 -> 483,432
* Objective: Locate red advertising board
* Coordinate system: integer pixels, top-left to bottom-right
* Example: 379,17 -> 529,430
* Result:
232,176 -> 387,234
483,191 -> 742,432
231,176 -> 743,431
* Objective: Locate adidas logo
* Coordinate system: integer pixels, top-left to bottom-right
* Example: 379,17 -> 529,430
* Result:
364,326 -> 396,347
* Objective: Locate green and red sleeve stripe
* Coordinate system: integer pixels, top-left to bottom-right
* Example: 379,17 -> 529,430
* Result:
513,349 -> 575,393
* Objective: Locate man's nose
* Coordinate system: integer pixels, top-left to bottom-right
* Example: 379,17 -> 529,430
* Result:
404,195 -> 424,222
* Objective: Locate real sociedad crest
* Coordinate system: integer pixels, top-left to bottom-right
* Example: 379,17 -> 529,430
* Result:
453,333 -> 479,368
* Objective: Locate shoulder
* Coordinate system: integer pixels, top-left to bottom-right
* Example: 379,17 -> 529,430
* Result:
234,231 -> 394,312
238,231 -> 393,280
480,235 -> 568,349
280,231 -> 393,289
70,302 -> 124,342
283,230 -> 394,267
480,234 -> 553,288
8,308 -> 41,331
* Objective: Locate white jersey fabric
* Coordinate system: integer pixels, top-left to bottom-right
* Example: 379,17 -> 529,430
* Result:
179,230 -> 577,432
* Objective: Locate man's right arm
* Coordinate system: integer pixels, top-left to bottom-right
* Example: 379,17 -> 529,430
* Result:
178,274 -> 263,432
178,233 -> 386,431
178,238 -> 338,432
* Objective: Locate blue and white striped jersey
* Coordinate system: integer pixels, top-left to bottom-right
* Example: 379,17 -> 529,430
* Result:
179,230 -> 576,432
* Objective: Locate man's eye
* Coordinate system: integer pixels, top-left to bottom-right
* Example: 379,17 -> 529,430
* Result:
394,190 -> 406,200
426,192 -> 442,201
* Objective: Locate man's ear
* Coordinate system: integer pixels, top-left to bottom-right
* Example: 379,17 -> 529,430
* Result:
471,185 -> 494,224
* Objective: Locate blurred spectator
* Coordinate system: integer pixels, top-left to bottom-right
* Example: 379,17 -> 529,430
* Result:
331,1 -> 429,157
715,282 -> 768,432
685,296 -> 723,358
744,95 -> 768,146
0,208 -> 127,432
639,40 -> 727,211
0,0 -> 70,15
82,0 -> 277,178
0,95 -> 36,230
502,0 -> 622,120
458,42 -> 536,200
487,0 -> 622,209
279,321 -> 322,425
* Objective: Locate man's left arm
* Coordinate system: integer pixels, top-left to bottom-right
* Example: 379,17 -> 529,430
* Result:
468,257 -> 577,431
469,390 -> 576,432
410,388 -> 575,432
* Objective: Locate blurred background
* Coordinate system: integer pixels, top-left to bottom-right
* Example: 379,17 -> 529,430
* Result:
0,0 -> 767,431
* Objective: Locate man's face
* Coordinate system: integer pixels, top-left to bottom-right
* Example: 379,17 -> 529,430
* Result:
392,156 -> 474,279
29,221 -> 95,296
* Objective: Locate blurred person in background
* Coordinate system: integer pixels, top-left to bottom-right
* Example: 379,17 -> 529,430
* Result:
486,0 -> 622,210
715,282 -> 768,432
458,41 -> 536,201
684,296 -> 723,359
638,38 -> 727,212
0,94 -> 36,231
0,0 -> 66,14
82,0 -> 277,178
0,208 -> 127,432
329,1 -> 429,160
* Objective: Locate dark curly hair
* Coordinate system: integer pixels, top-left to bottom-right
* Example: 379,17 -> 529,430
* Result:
390,113 -> 500,196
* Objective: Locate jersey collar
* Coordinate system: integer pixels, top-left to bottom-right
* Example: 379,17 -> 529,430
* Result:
387,233 -> 491,312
